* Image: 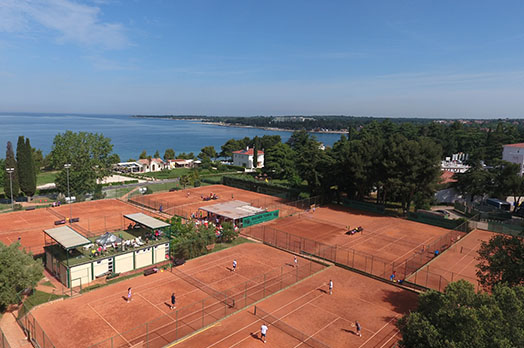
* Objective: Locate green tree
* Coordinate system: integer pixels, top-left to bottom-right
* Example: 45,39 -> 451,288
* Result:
262,142 -> 296,180
49,131 -> 116,196
32,148 -> 44,173
139,150 -> 147,159
220,222 -> 238,243
454,162 -> 492,202
476,235 -> 524,291
0,242 -> 44,311
198,146 -> 217,161
17,137 -> 37,197
0,158 -> 4,188
398,280 -> 524,348
154,150 -> 160,158
164,148 -> 175,160
287,131 -> 329,195
491,161 -> 524,208
177,152 -> 195,160
220,139 -> 243,159
4,141 -> 19,198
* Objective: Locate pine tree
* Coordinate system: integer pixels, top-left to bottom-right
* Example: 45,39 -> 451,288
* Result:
4,141 -> 19,198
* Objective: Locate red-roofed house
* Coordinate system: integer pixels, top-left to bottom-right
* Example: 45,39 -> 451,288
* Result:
440,171 -> 457,184
503,143 -> 524,175
232,147 -> 264,169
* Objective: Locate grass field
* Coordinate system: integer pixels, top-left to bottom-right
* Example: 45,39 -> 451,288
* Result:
36,171 -> 59,186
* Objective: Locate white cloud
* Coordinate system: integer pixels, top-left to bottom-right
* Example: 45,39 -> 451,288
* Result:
0,0 -> 128,49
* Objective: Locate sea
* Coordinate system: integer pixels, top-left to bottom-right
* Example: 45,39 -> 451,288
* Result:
0,114 -> 344,161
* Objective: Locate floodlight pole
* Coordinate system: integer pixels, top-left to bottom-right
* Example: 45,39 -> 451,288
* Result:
64,163 -> 72,224
6,168 -> 14,211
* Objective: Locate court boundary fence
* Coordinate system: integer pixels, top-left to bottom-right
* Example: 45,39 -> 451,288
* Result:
242,220 -> 473,292
86,259 -> 325,348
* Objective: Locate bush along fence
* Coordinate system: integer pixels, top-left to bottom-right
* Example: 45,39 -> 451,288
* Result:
241,219 -> 474,292
87,260 -> 324,348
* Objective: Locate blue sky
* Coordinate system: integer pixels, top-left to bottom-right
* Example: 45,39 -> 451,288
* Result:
1,0 -> 523,118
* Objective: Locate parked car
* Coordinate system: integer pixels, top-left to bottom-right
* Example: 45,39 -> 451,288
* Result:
436,209 -> 450,217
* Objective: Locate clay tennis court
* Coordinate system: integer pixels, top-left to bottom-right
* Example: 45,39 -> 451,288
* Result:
0,199 -> 156,255
175,266 -> 418,348
259,205 -> 452,269
128,185 -> 296,218
30,243 -> 325,348
407,229 -> 497,291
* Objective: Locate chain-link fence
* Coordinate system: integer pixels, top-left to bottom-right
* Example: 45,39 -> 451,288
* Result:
87,260 -> 324,348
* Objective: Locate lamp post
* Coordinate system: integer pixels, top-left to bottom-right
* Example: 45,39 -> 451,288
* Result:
64,163 -> 72,223
6,168 -> 14,211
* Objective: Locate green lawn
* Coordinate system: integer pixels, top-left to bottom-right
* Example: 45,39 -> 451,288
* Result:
36,171 -> 59,186
20,290 -> 66,316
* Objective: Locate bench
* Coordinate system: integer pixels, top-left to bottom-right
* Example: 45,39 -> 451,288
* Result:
70,217 -> 80,223
25,206 -> 36,211
54,220 -> 66,225
143,267 -> 158,276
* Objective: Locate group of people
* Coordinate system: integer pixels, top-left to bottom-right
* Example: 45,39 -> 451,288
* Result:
345,225 -> 363,235
201,193 -> 219,201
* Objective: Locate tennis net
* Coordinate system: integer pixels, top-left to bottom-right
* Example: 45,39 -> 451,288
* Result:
254,306 -> 331,348
172,268 -> 235,308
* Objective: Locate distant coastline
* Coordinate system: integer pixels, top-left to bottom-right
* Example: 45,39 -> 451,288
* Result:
132,115 -> 349,134
198,121 -> 347,134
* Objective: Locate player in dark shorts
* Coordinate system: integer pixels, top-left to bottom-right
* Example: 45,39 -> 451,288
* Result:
170,293 -> 176,309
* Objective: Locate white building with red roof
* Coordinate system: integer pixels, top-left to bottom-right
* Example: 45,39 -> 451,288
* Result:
503,143 -> 524,175
137,158 -> 167,172
232,147 -> 264,169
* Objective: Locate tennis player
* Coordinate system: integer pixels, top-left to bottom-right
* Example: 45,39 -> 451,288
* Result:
260,323 -> 268,343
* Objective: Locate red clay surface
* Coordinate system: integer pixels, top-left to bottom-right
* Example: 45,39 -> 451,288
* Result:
407,229 -> 497,291
129,185 -> 295,218
30,243 -> 321,348
176,266 -> 418,348
0,199 -> 156,254
260,205 -> 451,269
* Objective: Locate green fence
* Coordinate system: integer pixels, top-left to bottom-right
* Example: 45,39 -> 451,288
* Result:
342,198 -> 385,214
407,211 -> 465,229
242,210 -> 279,227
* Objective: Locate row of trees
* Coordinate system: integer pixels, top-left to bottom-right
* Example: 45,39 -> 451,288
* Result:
454,160 -> 524,207
3,137 -> 38,198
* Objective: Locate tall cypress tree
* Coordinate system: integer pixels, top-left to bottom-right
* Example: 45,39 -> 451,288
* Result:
4,141 -> 19,198
16,136 -> 28,196
25,138 -> 36,196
